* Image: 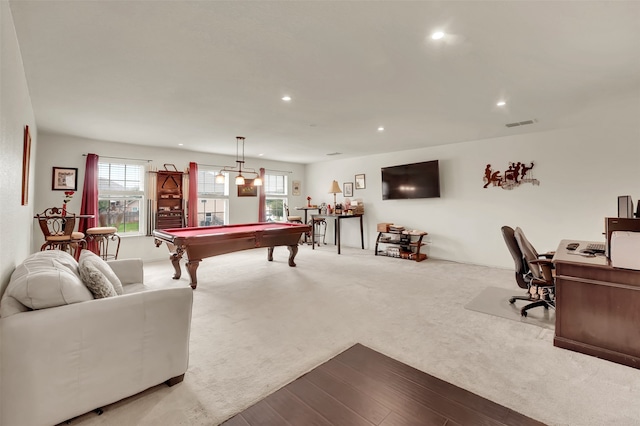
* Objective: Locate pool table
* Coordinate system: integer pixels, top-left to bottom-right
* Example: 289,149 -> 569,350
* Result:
152,222 -> 310,289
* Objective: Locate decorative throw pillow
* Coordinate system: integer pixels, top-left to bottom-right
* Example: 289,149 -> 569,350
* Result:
6,253 -> 93,310
79,261 -> 118,299
78,250 -> 124,295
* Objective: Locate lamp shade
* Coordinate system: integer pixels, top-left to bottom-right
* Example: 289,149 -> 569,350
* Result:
329,180 -> 342,194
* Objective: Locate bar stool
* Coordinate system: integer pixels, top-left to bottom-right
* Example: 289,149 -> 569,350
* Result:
308,218 -> 327,246
86,226 -> 121,260
284,204 -> 303,224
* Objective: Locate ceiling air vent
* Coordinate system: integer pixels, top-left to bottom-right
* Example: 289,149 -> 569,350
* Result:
326,152 -> 342,156
505,119 -> 537,128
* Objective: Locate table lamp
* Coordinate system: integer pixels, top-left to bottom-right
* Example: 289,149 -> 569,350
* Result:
329,180 -> 342,206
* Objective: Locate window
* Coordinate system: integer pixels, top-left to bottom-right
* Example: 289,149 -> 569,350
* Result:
197,168 -> 229,226
264,173 -> 288,222
98,161 -> 146,235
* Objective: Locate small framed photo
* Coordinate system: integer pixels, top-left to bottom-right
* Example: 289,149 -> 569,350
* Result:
343,182 -> 354,197
52,167 -> 78,191
237,179 -> 258,197
355,174 -> 366,189
292,180 -> 301,196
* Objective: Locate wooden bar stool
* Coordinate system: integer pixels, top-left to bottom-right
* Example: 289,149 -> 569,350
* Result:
86,226 -> 121,260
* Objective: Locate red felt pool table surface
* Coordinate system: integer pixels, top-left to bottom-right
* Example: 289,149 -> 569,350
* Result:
152,222 -> 310,289
157,222 -> 301,238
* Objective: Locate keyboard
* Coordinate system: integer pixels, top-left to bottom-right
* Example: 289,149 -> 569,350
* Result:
586,243 -> 606,253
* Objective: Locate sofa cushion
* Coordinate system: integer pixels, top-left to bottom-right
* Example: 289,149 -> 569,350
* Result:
79,250 -> 124,295
79,262 -> 118,298
4,251 -> 93,311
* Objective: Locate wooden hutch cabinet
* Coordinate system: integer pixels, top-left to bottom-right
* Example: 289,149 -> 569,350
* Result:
155,165 -> 185,229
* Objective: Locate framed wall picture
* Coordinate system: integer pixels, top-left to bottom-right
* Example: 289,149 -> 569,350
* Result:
292,180 -> 301,196
52,167 -> 78,191
237,179 -> 258,197
21,125 -> 32,205
343,182 -> 354,197
355,174 -> 366,189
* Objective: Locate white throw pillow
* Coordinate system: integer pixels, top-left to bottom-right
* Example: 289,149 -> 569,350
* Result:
79,250 -> 124,295
79,262 -> 118,299
6,252 -> 93,310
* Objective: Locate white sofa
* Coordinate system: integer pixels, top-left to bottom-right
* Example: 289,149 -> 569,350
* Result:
0,250 -> 193,426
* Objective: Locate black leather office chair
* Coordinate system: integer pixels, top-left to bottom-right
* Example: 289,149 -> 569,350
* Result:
501,226 -> 555,317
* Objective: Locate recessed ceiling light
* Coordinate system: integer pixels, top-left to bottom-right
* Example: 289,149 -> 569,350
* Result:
431,31 -> 445,40
178,143 -> 183,146
497,101 -> 506,107
378,127 -> 385,131
282,96 -> 292,101
258,153 -> 264,156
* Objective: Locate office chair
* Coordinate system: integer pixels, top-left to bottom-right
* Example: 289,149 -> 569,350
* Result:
501,226 -> 555,317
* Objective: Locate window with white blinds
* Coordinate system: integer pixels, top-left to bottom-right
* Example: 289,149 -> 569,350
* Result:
196,168 -> 229,226
98,162 -> 146,235
264,173 -> 288,222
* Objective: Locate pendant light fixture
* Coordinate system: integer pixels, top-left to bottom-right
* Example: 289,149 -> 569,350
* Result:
216,136 -> 262,186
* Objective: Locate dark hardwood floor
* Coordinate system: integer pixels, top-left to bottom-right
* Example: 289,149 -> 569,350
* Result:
221,343 -> 545,426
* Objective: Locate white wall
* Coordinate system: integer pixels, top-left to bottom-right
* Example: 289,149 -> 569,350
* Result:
306,93 -> 640,269
34,133 -> 306,261
0,2 -> 37,293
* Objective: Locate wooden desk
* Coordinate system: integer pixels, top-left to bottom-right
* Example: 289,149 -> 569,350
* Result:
311,213 -> 364,254
553,239 -> 640,369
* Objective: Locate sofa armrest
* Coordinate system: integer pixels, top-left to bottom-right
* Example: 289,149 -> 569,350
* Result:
107,258 -> 144,284
1,285 -> 193,426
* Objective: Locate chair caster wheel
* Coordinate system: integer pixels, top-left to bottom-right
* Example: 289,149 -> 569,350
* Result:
509,298 -> 516,304
94,408 -> 103,415
521,311 -> 527,317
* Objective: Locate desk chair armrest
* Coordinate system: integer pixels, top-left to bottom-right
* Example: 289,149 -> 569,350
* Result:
539,251 -> 555,259
530,259 -> 554,283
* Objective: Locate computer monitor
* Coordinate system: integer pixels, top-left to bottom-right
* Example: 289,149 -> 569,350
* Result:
605,217 -> 640,258
618,195 -> 634,218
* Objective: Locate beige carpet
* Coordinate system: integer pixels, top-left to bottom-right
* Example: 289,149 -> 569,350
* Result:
464,286 -> 555,330
61,245 -> 640,426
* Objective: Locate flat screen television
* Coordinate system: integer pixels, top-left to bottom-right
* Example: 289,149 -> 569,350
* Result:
381,160 -> 440,200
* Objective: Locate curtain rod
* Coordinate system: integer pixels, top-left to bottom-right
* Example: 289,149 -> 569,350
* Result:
197,163 -> 227,169
83,154 -> 152,163
265,168 -> 292,174
198,164 -> 292,174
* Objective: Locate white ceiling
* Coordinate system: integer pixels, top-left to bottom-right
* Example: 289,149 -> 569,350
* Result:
9,1 -> 640,164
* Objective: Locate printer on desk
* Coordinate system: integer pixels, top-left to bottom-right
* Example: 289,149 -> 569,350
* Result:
606,217 -> 640,270
610,231 -> 640,270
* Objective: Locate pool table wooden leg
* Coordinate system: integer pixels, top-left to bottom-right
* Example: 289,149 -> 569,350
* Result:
170,248 -> 183,280
185,259 -> 200,289
267,247 -> 274,262
287,244 -> 298,267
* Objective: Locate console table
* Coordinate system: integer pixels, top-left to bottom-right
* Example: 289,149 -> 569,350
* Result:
311,213 -> 364,254
553,240 -> 640,369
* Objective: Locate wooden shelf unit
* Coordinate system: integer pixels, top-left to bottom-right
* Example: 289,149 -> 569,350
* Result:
156,168 -> 185,230
375,230 -> 427,262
